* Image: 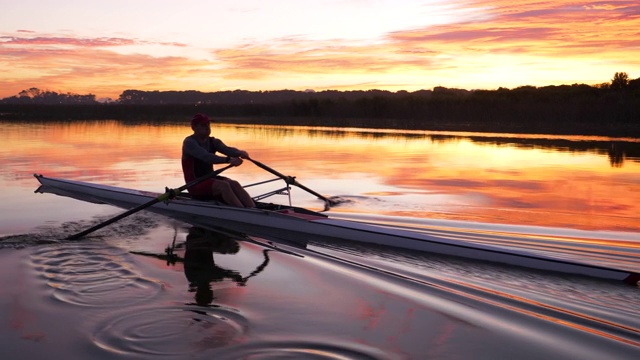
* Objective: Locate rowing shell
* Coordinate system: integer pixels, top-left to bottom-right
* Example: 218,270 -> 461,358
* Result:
34,174 -> 639,285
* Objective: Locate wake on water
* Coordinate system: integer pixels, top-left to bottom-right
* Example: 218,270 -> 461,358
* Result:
327,195 -> 379,207
0,212 -> 166,249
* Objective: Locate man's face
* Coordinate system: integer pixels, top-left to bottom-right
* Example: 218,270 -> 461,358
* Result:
193,122 -> 211,137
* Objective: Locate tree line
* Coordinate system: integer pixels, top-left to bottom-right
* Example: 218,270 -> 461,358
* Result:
1,72 -> 638,136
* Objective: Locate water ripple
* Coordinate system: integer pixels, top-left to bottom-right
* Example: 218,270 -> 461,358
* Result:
92,304 -> 249,357
30,243 -> 163,307
211,340 -> 394,359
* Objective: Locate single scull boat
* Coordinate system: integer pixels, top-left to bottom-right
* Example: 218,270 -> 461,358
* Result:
34,173 -> 639,285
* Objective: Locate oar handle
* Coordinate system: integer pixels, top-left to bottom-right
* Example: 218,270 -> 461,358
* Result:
177,164 -> 234,193
66,164 -> 234,240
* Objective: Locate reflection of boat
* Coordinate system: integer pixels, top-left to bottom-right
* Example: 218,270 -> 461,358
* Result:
34,174 -> 639,284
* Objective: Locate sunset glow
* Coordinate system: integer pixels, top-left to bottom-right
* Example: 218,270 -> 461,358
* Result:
1,0 -> 638,100
4,122 -> 639,232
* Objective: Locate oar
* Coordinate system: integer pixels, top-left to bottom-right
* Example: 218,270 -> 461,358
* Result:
247,157 -> 337,210
66,164 -> 234,240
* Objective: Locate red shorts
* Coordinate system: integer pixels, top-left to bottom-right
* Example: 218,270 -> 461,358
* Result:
187,176 -> 229,199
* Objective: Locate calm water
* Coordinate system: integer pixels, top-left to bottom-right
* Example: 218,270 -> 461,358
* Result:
3,120 -> 640,234
1,120 -> 639,359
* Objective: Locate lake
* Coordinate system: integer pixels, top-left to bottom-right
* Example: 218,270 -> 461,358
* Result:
3,120 -> 640,234
1,120 -> 639,359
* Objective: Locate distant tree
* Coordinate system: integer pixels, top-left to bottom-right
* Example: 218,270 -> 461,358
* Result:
0,88 -> 96,104
628,77 -> 640,91
18,87 -> 43,99
611,72 -> 629,90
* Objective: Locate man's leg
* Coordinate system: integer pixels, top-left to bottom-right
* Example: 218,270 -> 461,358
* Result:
210,180 -> 243,207
228,180 -> 255,208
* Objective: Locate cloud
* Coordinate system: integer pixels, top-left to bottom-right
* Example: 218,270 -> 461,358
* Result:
389,26 -> 557,43
1,0 -> 639,98
0,45 -> 212,98
209,0 -> 640,84
0,30 -> 203,98
389,0 -> 640,56
213,37 -> 442,82
1,35 -> 187,48
1,36 -> 137,47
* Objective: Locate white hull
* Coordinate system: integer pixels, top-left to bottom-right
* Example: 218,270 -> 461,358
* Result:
34,174 -> 639,284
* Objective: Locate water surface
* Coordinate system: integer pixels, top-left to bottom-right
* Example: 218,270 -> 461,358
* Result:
2,120 -> 639,233
0,120 -> 638,359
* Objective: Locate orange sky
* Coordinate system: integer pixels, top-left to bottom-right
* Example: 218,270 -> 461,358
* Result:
1,0 -> 639,100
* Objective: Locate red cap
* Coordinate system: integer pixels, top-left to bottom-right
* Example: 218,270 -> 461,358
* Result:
191,113 -> 210,127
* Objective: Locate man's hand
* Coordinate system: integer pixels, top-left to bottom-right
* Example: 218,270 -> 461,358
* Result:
230,157 -> 243,166
238,150 -> 249,159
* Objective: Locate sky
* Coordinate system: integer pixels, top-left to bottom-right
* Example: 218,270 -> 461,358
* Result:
1,0 -> 639,100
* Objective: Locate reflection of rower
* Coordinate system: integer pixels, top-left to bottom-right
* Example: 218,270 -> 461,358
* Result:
130,227 -> 272,305
184,227 -> 270,306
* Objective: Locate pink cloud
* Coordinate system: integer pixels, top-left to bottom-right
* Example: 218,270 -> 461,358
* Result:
1,0 -> 638,98
2,36 -> 136,47
213,38 -> 441,81
0,46 -> 211,98
390,27 -> 557,43
383,0 -> 640,56
1,35 -> 187,48
208,0 -> 639,80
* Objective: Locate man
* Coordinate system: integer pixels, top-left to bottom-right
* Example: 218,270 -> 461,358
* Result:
182,113 -> 255,207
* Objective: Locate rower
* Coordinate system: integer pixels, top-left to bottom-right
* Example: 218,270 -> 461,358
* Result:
181,113 -> 255,208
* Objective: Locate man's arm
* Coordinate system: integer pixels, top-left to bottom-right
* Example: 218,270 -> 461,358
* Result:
211,138 -> 248,159
182,137 -> 228,164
